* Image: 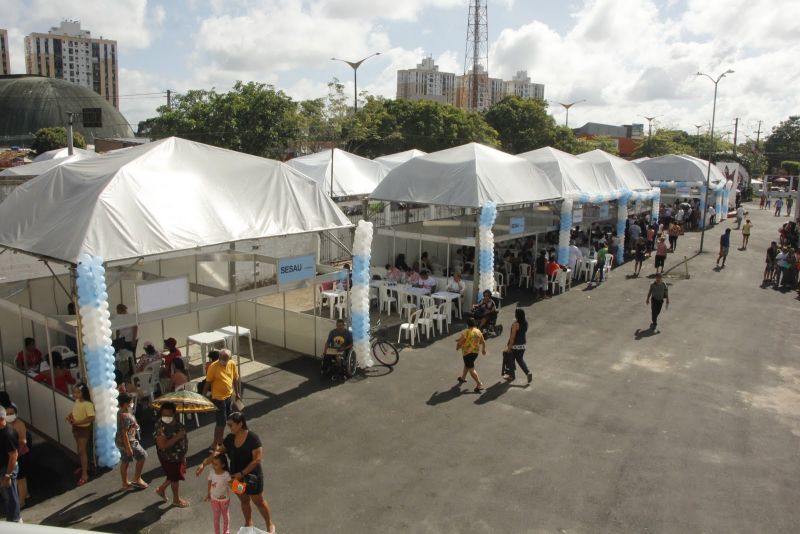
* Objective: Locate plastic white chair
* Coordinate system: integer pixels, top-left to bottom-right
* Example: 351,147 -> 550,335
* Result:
379,285 -> 396,315
503,262 -> 516,286
493,271 -> 506,297
420,295 -> 435,310
397,309 -> 422,346
131,372 -> 156,403
518,263 -> 532,288
603,254 -> 613,278
431,302 -> 449,334
51,345 -> 75,359
397,288 -> 417,322
335,293 -> 349,319
174,383 -> 200,427
560,268 -> 572,293
418,307 -> 436,339
548,272 -> 560,294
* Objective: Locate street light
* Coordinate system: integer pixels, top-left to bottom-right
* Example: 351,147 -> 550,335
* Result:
694,123 -> 704,153
558,99 -> 586,127
696,68 -> 734,253
331,52 -> 381,114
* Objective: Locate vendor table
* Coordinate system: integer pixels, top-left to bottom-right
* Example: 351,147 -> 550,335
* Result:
432,291 -> 462,321
215,325 -> 255,362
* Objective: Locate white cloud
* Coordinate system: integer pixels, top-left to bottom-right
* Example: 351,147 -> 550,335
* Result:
309,0 -> 463,22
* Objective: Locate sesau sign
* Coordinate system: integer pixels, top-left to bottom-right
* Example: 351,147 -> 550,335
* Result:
277,254 -> 316,285
509,217 -> 525,235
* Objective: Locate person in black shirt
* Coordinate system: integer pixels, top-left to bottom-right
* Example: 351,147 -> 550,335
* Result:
0,406 -> 20,522
323,320 -> 353,377
199,412 -> 274,533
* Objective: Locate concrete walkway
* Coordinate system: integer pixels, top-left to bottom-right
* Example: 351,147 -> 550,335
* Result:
23,203 -> 800,533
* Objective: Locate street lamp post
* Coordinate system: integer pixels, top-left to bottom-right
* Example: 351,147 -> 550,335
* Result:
696,69 -> 734,253
694,123 -> 704,153
331,52 -> 381,114
558,99 -> 586,128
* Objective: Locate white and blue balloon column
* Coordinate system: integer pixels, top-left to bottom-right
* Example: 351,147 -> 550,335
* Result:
351,221 -> 374,368
477,201 -> 497,299
615,193 -> 631,265
76,254 -> 120,468
557,198 -> 574,266
698,184 -> 708,229
651,189 -> 661,225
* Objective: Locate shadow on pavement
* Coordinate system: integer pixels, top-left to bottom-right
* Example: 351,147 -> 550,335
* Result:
90,501 -> 168,533
475,381 -> 511,404
634,327 -> 659,340
426,384 -> 463,406
39,489 -> 146,529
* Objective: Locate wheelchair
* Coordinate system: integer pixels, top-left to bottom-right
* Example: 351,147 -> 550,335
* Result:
321,346 -> 358,379
470,307 -> 503,339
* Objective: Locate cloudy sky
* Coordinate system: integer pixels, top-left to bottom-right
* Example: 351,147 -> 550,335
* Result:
4,0 -> 798,141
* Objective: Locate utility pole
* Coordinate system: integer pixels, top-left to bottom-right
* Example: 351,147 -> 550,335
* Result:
732,117 -> 739,157
166,89 -> 171,109
755,120 -> 762,150
462,0 -> 488,112
66,112 -> 74,156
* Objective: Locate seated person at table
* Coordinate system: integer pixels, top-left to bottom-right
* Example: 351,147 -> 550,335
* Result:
384,264 -> 402,283
16,337 -> 43,370
395,253 -> 410,271
417,270 -> 437,291
163,338 -> 182,376
415,251 -> 433,273
546,257 -> 563,279
405,268 -> 420,286
34,351 -> 76,395
323,319 -> 353,376
65,302 -> 79,353
113,303 -> 138,353
136,341 -> 162,373
170,357 -> 190,391
446,271 -> 466,295
471,290 -> 498,330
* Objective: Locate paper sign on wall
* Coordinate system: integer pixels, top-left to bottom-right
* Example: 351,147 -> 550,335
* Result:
277,254 -> 316,285
509,217 -> 525,235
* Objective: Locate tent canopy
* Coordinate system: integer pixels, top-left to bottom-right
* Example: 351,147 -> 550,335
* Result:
286,148 -> 386,197
370,142 -> 560,208
0,137 -> 351,264
33,147 -> 96,162
635,154 -> 726,189
517,147 -> 619,197
1,150 -> 98,178
578,149 -> 653,192
374,149 -> 427,171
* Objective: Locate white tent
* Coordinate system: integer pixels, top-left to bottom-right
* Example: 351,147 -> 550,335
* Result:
635,154 -> 726,190
517,147 -> 619,197
32,147 -> 96,162
0,150 -> 98,178
286,148 -> 386,197
370,142 -> 560,208
0,137 -> 351,264
374,149 -> 427,171
578,149 -> 653,192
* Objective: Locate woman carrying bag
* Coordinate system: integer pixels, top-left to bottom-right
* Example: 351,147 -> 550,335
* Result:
502,308 -> 533,384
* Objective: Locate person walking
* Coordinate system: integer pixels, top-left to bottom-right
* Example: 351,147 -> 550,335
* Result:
668,222 -> 680,252
0,406 -> 20,523
764,241 -> 779,282
67,384 -> 94,486
198,413 -> 275,534
204,349 -> 241,449
787,197 -> 794,217
502,308 -> 532,383
4,405 -> 30,508
654,236 -> 668,274
774,197 -> 783,217
116,393 -> 148,491
195,452 -> 232,534
717,228 -> 732,268
633,237 -> 647,277
708,205 -> 716,225
741,219 -> 752,250
646,272 -> 670,330
456,318 -> 486,393
154,401 -> 189,508
735,205 -> 745,229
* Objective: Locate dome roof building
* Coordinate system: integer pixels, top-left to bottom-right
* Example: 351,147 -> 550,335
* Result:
0,75 -> 134,146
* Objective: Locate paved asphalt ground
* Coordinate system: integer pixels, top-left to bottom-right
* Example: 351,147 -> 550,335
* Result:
23,202 -> 800,533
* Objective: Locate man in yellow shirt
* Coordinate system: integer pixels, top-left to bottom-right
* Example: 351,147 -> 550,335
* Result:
203,349 -> 240,448
456,318 -> 486,393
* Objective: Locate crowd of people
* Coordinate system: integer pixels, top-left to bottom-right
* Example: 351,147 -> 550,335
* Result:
763,220 -> 800,291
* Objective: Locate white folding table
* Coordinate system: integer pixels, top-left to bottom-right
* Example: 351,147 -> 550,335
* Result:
186,331 -> 229,367
432,291 -> 462,322
215,325 -> 255,362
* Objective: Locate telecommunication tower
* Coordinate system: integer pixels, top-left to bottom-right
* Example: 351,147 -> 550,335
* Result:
462,0 -> 489,111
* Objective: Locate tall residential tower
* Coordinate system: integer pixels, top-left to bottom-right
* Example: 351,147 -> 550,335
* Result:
396,56 -> 456,105
0,29 -> 10,75
25,21 -> 119,109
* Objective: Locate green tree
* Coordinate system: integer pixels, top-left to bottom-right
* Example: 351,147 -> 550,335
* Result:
141,81 -> 301,159
781,160 -> 800,175
31,127 -> 86,155
483,96 -> 559,154
765,116 -> 800,171
736,140 -> 767,176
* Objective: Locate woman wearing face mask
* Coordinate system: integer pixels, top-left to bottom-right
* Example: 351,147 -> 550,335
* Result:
5,404 -> 30,508
115,393 -> 148,491
154,402 -> 189,507
66,384 -> 94,486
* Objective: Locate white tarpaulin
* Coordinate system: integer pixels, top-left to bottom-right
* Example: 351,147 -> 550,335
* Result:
517,147 -> 618,197
578,149 -> 653,192
0,150 -> 98,178
635,154 -> 726,190
287,148 -> 386,197
0,137 -> 351,264
370,142 -> 560,208
32,147 -> 96,162
374,149 -> 427,171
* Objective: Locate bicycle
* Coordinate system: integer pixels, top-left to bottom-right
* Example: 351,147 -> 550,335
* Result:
369,320 -> 399,366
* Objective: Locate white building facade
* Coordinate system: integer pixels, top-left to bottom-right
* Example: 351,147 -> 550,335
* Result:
396,57 -> 456,105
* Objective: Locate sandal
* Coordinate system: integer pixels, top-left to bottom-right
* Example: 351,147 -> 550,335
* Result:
155,488 -> 168,502
131,481 -> 149,489
456,377 -> 467,384
172,499 -> 190,508
77,478 -> 88,486
474,386 -> 485,393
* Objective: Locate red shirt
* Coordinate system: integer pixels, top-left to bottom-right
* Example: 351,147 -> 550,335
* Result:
546,262 -> 561,278
35,369 -> 76,395
16,348 -> 42,369
164,349 -> 182,375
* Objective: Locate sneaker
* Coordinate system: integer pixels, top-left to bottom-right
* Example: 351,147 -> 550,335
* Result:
526,373 -> 533,383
